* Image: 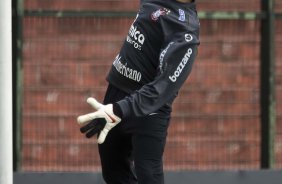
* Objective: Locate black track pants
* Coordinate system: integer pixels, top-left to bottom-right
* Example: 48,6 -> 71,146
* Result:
98,84 -> 170,184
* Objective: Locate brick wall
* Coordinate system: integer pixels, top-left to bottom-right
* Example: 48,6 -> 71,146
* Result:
21,0 -> 282,171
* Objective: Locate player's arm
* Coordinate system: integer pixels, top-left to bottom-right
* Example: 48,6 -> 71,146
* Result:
76,35 -> 199,143
114,34 -> 199,118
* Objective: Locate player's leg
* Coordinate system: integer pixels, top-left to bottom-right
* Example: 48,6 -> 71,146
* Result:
98,84 -> 137,184
132,115 -> 170,184
98,126 -> 137,184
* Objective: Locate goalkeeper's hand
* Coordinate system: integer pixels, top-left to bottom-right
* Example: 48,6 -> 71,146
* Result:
77,97 -> 121,144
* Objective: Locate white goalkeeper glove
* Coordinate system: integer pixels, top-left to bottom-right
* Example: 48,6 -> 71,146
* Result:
77,97 -> 121,144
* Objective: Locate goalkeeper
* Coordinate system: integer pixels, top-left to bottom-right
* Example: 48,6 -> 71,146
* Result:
77,0 -> 200,183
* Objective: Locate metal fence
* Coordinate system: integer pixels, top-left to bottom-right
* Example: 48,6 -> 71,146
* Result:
12,0 -> 282,171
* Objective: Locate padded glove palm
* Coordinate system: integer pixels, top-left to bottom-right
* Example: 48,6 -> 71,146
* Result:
77,97 -> 121,144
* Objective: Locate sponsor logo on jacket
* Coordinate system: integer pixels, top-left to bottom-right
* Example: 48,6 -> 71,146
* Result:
113,54 -> 142,82
151,8 -> 171,21
185,34 -> 193,42
126,23 -> 145,50
169,48 -> 193,82
159,42 -> 174,73
178,9 -> 186,22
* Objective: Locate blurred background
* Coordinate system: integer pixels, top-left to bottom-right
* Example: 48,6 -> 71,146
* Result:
12,0 -> 282,173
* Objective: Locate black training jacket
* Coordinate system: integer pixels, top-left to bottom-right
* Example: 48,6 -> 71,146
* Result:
106,0 -> 200,118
